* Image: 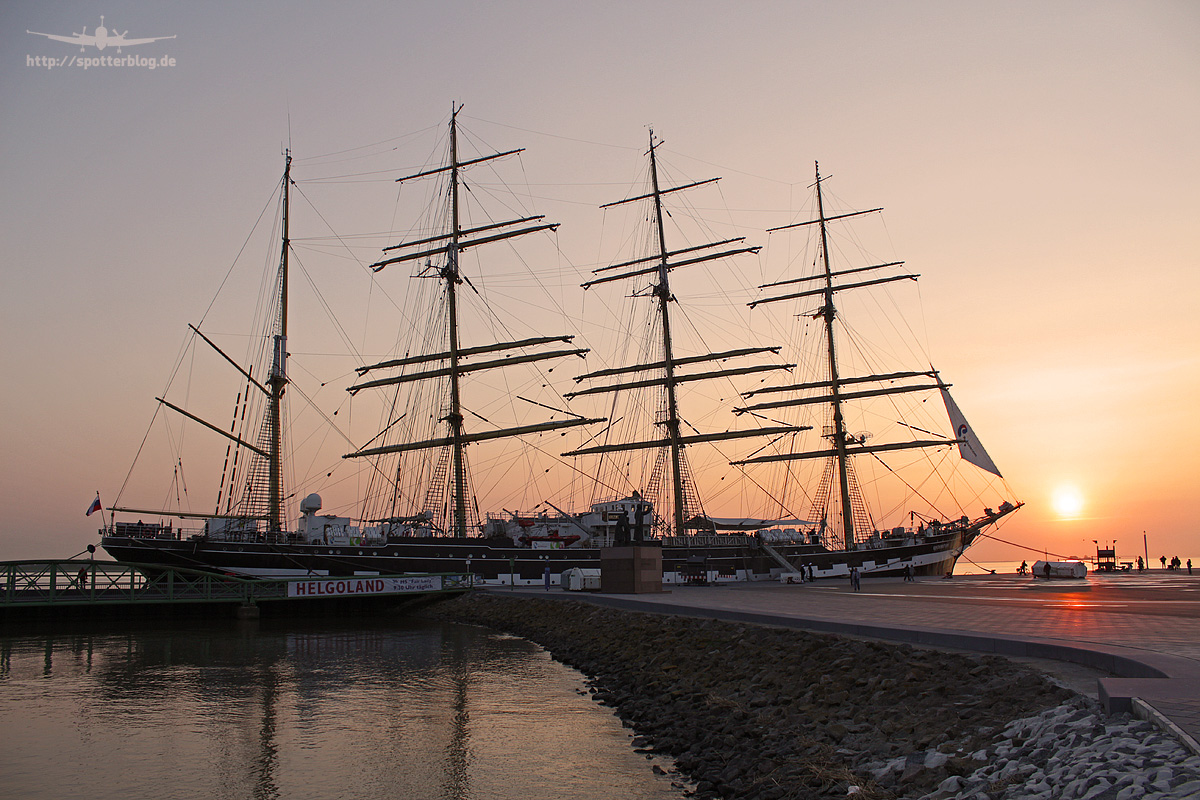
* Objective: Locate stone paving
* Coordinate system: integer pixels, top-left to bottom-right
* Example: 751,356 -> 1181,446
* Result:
524,569 -> 1200,751
658,572 -> 1200,661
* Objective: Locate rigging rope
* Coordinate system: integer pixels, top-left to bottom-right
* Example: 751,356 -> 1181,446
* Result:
974,530 -> 1077,562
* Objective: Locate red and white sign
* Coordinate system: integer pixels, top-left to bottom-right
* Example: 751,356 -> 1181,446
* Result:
287,575 -> 442,598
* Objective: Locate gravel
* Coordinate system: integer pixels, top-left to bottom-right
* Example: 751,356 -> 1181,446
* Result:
423,592 -> 1200,799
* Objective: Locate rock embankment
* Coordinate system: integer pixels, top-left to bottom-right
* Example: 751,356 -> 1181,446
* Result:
905,699 -> 1200,799
425,592 -> 1200,800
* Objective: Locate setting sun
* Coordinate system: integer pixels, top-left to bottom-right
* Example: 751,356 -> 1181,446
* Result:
1052,485 -> 1085,519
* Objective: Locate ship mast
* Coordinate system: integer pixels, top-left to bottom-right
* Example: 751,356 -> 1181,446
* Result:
813,164 -> 856,551
734,162 -> 955,549
446,111 -> 468,538
345,106 -> 604,537
137,153 -> 296,531
649,134 -> 689,537
266,150 -> 291,532
565,130 -> 803,536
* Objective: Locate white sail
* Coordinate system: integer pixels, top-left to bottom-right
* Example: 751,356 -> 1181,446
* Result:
940,387 -> 1002,478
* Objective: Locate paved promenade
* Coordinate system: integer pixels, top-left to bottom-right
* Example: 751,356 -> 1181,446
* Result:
502,569 -> 1200,753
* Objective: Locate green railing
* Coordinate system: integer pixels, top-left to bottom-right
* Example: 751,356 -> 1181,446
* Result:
0,560 -> 472,609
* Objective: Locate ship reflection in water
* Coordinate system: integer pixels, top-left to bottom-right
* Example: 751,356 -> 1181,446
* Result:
0,618 -> 679,799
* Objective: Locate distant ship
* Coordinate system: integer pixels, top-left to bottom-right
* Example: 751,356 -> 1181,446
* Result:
101,114 -> 1019,584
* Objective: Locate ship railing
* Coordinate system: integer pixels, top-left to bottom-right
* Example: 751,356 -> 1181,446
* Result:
660,534 -> 755,548
107,522 -> 192,541
103,524 -> 240,542
581,533 -> 667,548
204,529 -> 299,544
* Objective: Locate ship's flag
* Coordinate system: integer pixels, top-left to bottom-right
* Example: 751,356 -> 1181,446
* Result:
86,495 -> 102,516
939,388 -> 1003,478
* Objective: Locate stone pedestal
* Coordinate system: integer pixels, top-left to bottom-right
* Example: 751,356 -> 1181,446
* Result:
600,545 -> 663,594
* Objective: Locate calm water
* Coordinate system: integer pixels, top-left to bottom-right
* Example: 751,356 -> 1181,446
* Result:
955,559 -> 1027,575
955,559 -> 1111,575
0,616 -> 680,800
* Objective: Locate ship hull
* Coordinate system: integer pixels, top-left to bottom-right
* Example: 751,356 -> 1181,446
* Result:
100,526 -> 978,585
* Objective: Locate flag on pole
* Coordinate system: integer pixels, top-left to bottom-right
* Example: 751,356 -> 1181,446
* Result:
86,495 -> 102,516
939,388 -> 1003,478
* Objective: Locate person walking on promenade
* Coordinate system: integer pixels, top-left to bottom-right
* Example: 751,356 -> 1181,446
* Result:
1188,558 -> 1193,575
849,566 -> 861,591
1160,555 -> 1167,570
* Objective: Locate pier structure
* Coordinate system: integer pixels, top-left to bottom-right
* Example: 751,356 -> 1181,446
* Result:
0,559 -> 471,619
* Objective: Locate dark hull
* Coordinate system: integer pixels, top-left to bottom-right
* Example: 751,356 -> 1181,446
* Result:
101,527 -> 977,584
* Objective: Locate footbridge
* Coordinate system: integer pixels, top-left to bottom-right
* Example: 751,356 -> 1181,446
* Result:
0,559 -> 472,618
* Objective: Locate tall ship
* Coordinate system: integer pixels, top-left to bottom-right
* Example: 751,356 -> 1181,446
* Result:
100,118 -> 1018,584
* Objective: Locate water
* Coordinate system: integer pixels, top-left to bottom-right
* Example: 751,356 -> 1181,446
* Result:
954,559 -> 1027,575
955,559 -> 1113,575
0,616 -> 680,800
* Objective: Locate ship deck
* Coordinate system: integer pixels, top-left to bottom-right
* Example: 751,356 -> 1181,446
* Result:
494,569 -> 1200,754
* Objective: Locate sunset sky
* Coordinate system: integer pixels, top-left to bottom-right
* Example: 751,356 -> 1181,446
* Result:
2,1 -> 1196,566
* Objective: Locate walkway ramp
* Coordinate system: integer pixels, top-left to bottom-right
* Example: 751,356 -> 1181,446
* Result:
759,541 -> 804,576
1,559 -> 472,618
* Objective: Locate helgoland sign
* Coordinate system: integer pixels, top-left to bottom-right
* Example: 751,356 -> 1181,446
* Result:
287,575 -> 445,599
